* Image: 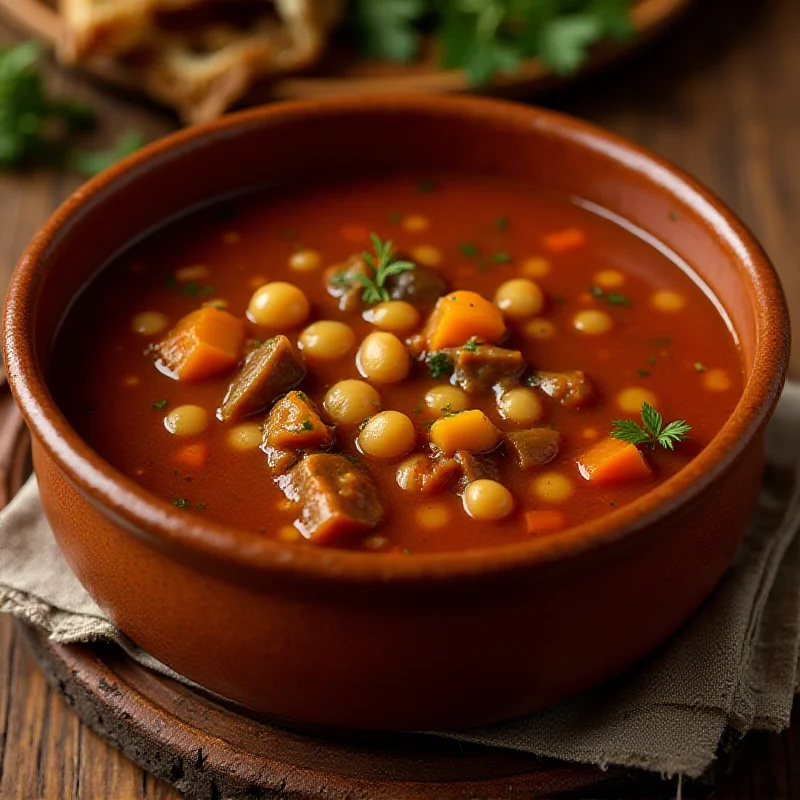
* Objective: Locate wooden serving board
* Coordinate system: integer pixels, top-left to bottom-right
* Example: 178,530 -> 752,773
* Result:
0,0 -> 694,105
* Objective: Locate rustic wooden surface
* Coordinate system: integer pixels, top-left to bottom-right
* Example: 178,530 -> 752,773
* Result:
0,0 -> 798,796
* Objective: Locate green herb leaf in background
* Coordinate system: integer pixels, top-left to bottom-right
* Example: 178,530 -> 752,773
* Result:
69,130 -> 145,177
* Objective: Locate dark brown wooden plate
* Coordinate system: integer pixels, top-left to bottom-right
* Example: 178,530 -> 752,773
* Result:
0,0 -> 693,105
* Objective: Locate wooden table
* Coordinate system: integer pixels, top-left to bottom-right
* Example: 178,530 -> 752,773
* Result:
0,0 -> 798,796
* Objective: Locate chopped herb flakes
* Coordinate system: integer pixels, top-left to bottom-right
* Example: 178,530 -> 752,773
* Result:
182,281 -> 215,298
637,369 -> 651,378
300,418 -> 314,432
426,351 -> 453,379
195,502 -> 206,511
358,417 -> 372,431
460,242 -> 479,258
152,399 -> 168,410
418,178 -> 436,193
495,216 -> 509,232
172,498 -> 190,509
388,210 -> 402,223
591,285 -> 630,306
646,356 -> 657,366
463,337 -> 481,352
491,251 -> 511,264
669,210 -> 681,221
694,362 -> 708,373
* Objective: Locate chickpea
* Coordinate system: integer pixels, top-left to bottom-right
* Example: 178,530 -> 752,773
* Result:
358,411 -> 416,460
424,385 -> 468,417
164,405 -> 209,436
532,472 -> 574,503
402,214 -> 429,232
704,369 -> 732,392
227,423 -> 263,451
248,282 -> 310,329
132,311 -> 169,336
289,249 -> 322,272
593,269 -> 626,288
463,479 -> 514,521
430,410 -> 500,456
523,318 -> 556,340
651,290 -> 686,312
617,387 -> 658,414
278,526 -> 302,542
573,309 -> 614,335
323,380 -> 382,425
498,387 -> 544,426
520,257 -> 551,279
357,331 -> 410,383
298,321 -> 356,361
175,265 -> 210,283
366,301 -> 421,335
415,503 -> 451,529
495,279 -> 545,320
411,245 -> 443,267
364,535 -> 389,551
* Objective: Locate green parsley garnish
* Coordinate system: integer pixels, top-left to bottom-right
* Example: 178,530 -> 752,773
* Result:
611,402 -> 692,451
358,417 -> 372,431
412,403 -> 422,414
299,418 -> 314,432
195,502 -> 206,511
646,356 -> 657,366
463,337 -> 481,352
440,402 -> 453,414
172,498 -> 190,510
181,281 -> 215,298
491,251 -> 512,264
152,399 -> 168,410
460,242 -> 479,258
388,210 -> 402,223
694,362 -> 708,373
347,1 -> 633,86
669,210 -> 681,221
329,271 -> 354,289
426,351 -> 454,379
637,369 -> 651,378
495,216 -> 509,232
355,233 -> 415,304
590,285 -> 604,298
418,178 -> 436,193
0,41 -> 144,175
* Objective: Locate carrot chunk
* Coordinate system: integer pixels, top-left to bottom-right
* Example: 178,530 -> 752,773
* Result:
542,228 -> 587,254
157,307 -> 245,381
173,443 -> 208,469
423,291 -> 506,350
525,510 -> 567,535
576,437 -> 652,485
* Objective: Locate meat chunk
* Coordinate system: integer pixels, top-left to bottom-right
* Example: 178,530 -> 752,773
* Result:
505,429 -> 562,470
452,345 -> 525,395
529,371 -> 595,409
280,454 -> 384,545
217,335 -> 306,422
386,264 -> 448,306
455,451 -> 501,485
396,453 -> 461,494
264,391 -> 332,451
324,255 -> 369,312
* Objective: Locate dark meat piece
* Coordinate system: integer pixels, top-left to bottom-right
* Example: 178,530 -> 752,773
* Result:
386,264 -> 448,306
505,429 -> 562,470
279,454 -> 384,545
452,345 -> 525,395
324,255 -> 368,312
217,335 -> 306,422
396,453 -> 461,494
264,391 -> 332,451
529,371 -> 595,409
455,451 -> 501,485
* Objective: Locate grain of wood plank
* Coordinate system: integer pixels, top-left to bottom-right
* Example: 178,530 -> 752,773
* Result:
0,0 -> 797,796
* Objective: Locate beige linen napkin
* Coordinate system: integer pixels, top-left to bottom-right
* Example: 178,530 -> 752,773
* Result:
2,383 -> 800,780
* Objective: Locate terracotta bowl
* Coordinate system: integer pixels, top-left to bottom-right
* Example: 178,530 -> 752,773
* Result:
3,97 -> 789,730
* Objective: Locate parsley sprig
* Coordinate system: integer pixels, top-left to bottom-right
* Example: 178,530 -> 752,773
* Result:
347,1 -> 634,86
611,402 -> 692,451
355,233 -> 415,304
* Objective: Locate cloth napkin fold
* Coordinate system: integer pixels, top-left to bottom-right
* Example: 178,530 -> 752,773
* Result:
2,384 -> 800,780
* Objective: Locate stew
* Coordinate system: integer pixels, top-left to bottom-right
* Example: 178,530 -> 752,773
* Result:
51,172 -> 744,553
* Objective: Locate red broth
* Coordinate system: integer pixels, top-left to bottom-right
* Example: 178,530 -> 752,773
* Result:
50,172 -> 743,553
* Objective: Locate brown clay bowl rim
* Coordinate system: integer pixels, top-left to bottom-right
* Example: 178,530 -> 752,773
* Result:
3,95 -> 789,585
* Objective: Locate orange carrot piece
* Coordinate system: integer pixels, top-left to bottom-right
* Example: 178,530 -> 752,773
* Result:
157,307 -> 245,381
543,227 -> 587,254
576,437 -> 652,485
525,510 -> 567,535
340,224 -> 370,244
423,290 -> 506,350
174,443 -> 208,469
